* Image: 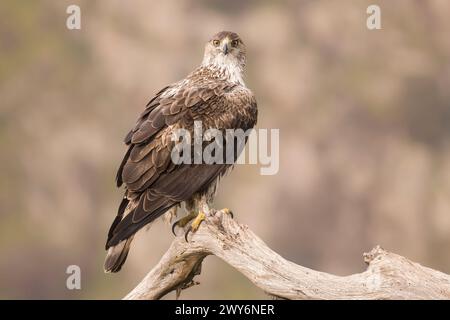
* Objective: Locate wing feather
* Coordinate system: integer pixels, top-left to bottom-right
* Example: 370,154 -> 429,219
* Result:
106,74 -> 257,249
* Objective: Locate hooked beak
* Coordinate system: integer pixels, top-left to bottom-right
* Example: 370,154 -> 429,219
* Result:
222,42 -> 229,55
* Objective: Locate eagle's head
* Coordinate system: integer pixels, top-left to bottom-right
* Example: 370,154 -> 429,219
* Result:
202,31 -> 246,81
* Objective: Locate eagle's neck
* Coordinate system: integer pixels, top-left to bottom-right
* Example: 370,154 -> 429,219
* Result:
201,56 -> 245,86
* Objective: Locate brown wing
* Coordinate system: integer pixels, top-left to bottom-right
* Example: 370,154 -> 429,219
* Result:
106,81 -> 257,249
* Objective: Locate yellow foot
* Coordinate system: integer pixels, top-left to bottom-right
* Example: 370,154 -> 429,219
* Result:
185,211 -> 206,241
222,208 -> 234,218
171,211 -> 197,236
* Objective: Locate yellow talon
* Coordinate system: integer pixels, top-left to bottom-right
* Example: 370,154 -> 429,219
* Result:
172,211 -> 197,236
222,208 -> 234,218
190,211 -> 206,232
184,211 -> 206,241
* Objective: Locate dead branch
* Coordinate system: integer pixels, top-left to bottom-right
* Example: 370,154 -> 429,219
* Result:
124,209 -> 450,300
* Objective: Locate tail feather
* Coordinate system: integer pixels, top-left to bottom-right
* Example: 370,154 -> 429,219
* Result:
104,237 -> 133,273
104,193 -> 174,273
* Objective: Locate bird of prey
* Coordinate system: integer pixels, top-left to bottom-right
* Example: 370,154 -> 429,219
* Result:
104,31 -> 258,273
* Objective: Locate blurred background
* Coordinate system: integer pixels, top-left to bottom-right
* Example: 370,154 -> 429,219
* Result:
1,0 -> 450,299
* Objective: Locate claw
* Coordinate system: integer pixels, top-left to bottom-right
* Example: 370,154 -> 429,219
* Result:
222,208 -> 234,218
171,222 -> 178,236
184,228 -> 191,242
184,211 -> 206,242
171,211 -> 197,236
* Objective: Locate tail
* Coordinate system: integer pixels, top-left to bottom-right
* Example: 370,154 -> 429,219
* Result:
104,197 -> 133,273
104,236 -> 134,273
104,193 -> 176,273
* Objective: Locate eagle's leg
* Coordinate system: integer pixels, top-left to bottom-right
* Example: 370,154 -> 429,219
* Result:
221,208 -> 234,218
189,211 -> 206,231
171,211 -> 197,236
183,207 -> 234,240
182,195 -> 212,241
184,211 -> 206,241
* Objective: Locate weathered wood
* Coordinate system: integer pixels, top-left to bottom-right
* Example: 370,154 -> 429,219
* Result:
124,209 -> 450,300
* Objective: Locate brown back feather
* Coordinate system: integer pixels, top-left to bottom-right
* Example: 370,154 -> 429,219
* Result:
106,66 -> 257,249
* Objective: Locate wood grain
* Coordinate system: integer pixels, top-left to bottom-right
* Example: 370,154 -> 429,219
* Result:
124,209 -> 450,300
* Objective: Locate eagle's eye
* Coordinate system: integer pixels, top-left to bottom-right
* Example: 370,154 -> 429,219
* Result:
231,40 -> 239,47
212,39 -> 220,47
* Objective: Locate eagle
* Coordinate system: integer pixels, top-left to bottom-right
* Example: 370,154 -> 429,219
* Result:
104,31 -> 258,273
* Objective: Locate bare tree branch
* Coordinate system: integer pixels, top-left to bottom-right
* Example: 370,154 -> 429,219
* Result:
124,209 -> 450,300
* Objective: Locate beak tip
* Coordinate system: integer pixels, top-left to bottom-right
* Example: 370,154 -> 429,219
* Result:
223,44 -> 229,55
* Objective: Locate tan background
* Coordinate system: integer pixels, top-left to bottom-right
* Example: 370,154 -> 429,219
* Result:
1,0 -> 450,299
